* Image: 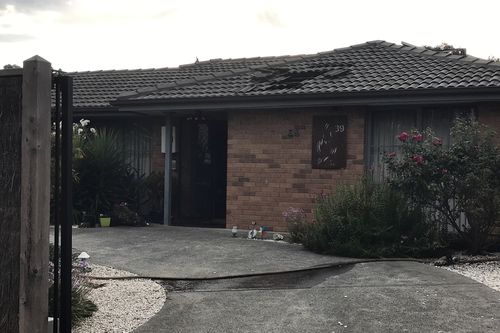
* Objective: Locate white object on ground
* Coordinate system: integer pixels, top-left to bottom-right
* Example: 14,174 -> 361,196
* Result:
74,264 -> 166,333
77,252 -> 90,259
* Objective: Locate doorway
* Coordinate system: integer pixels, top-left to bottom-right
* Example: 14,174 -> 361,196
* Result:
172,115 -> 227,228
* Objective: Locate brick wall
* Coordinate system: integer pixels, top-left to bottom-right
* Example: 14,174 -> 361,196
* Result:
226,108 -> 366,232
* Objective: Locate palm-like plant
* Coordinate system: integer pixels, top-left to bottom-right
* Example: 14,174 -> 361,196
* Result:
73,129 -> 131,224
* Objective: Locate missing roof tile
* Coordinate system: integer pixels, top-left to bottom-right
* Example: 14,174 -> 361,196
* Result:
244,65 -> 350,92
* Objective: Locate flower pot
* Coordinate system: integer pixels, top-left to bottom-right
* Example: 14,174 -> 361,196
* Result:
99,217 -> 111,227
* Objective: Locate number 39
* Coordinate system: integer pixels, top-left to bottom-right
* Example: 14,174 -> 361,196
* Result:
335,125 -> 345,133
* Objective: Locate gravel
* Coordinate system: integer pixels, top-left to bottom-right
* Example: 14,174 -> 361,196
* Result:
74,264 -> 166,333
441,260 -> 500,292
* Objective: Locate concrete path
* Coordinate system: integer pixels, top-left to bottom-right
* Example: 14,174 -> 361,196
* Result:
71,226 -> 500,332
135,261 -> 500,333
72,225 -> 357,278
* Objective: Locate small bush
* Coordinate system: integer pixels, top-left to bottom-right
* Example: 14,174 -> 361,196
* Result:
283,207 -> 308,243
111,202 -> 147,226
300,179 -> 439,258
48,244 -> 98,327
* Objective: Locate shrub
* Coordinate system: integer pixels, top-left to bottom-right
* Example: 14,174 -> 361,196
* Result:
283,207 -> 308,243
48,244 -> 97,327
111,202 -> 147,226
300,179 -> 437,258
73,129 -> 132,225
385,118 -> 500,254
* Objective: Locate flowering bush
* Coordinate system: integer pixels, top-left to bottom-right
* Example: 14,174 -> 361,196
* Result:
72,119 -> 96,161
385,118 -> 500,253
48,245 -> 97,326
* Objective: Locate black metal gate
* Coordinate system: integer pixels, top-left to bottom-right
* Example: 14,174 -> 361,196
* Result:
51,74 -> 73,333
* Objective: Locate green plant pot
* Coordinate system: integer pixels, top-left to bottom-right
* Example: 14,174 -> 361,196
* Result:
99,217 -> 111,227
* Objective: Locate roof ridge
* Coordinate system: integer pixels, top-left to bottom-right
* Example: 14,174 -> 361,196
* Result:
376,42 -> 500,69
116,54 -> 321,101
66,66 -> 177,75
67,41 -> 385,75
177,54 -> 306,68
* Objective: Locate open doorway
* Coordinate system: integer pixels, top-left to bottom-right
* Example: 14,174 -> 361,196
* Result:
172,114 -> 227,228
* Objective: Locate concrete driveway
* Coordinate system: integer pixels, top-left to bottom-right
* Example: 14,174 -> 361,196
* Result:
72,225 -> 359,278
71,226 -> 500,332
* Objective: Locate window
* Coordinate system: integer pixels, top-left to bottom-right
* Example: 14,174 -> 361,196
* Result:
118,125 -> 152,177
367,107 -> 472,181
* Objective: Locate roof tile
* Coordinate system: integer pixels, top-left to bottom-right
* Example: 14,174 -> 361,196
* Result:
70,41 -> 500,109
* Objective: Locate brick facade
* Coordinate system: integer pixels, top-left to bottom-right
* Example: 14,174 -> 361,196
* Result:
226,108 -> 365,232
143,104 -> 500,232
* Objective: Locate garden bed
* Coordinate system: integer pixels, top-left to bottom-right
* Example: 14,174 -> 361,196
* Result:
74,264 -> 166,333
440,256 -> 500,292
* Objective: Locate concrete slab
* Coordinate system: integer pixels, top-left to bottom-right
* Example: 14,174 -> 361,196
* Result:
71,225 -> 357,278
135,262 -> 500,333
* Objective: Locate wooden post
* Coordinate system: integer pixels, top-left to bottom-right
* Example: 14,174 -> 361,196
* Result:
163,115 -> 173,225
19,56 -> 52,332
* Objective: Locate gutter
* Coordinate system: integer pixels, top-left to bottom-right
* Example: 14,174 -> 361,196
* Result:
111,87 -> 500,114
72,107 -> 150,119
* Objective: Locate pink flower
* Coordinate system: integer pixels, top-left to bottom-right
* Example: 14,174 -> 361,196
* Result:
441,168 -> 448,174
397,132 -> 409,142
412,154 -> 424,164
412,133 -> 423,142
432,138 -> 443,146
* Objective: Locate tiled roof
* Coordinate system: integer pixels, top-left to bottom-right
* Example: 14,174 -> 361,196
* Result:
69,55 -> 309,109
117,41 -> 500,103
71,41 -> 500,110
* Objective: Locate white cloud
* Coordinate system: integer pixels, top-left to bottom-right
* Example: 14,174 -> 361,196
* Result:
0,0 -> 69,12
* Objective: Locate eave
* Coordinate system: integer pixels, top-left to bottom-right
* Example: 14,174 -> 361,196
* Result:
111,87 -> 500,115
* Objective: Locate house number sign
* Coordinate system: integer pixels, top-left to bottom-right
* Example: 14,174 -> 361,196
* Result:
312,116 -> 347,169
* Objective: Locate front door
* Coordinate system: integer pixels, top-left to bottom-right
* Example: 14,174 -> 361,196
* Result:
175,116 -> 227,227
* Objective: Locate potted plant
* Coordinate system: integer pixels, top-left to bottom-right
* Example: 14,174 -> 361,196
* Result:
99,214 -> 111,227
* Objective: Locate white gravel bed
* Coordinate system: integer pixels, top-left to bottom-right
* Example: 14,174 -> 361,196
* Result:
442,261 -> 500,292
74,264 -> 166,333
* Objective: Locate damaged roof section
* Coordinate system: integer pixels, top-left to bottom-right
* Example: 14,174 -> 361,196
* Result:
116,40 -> 500,103
241,63 -> 351,93
69,40 -> 500,111
68,54 -> 312,110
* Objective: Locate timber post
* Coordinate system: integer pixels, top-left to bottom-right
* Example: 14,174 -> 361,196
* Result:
0,56 -> 52,332
20,55 -> 52,333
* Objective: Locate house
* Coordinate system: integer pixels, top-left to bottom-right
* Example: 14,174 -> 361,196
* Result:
71,40 -> 500,231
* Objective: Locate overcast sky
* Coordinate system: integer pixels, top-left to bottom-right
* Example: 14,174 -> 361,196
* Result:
1,0 -> 499,71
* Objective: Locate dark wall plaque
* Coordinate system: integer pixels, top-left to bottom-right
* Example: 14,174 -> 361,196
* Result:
312,116 -> 347,169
